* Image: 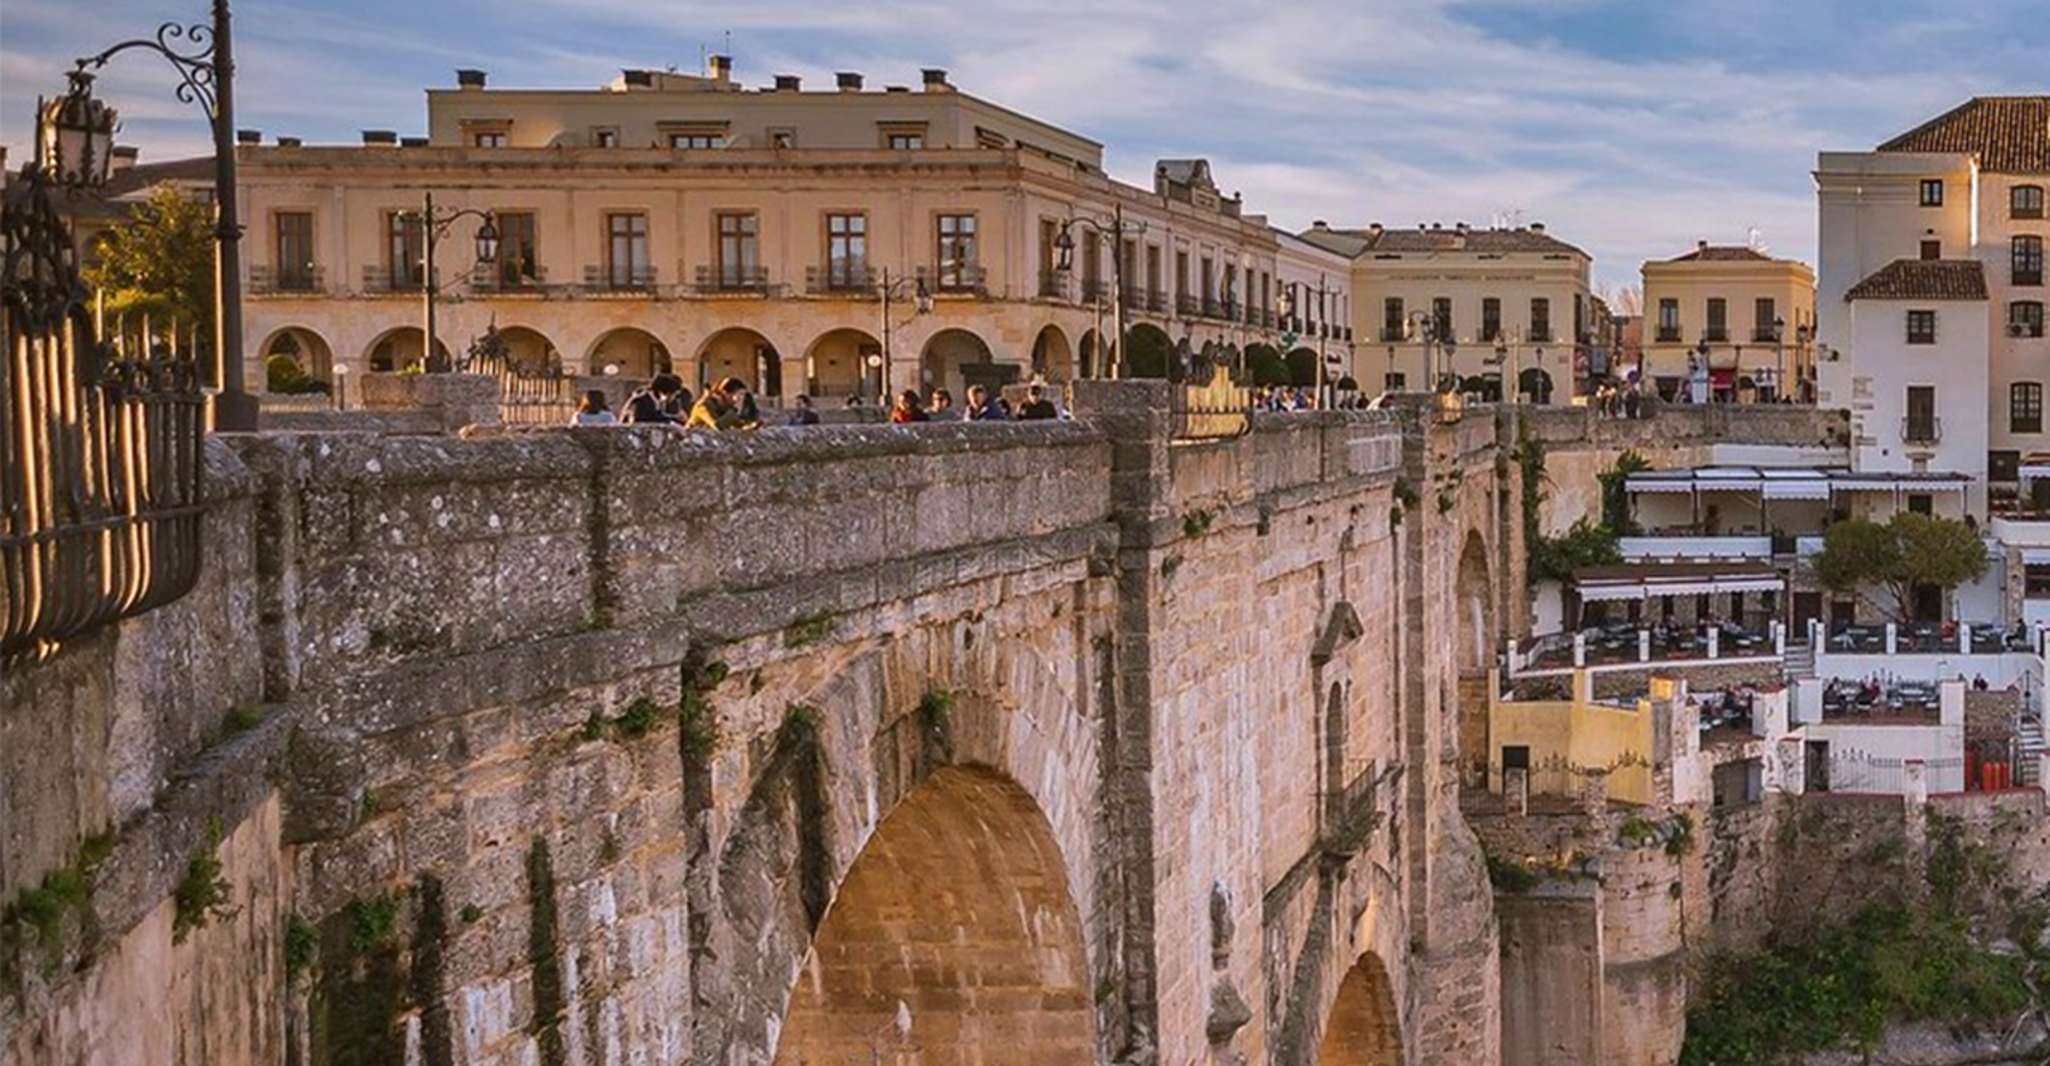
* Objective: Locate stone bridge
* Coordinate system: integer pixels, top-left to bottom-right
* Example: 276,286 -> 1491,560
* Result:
3,381 -> 1521,1066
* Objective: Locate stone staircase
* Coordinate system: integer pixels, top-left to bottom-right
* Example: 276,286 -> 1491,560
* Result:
2019,715 -> 2045,787
1782,640 -> 1816,680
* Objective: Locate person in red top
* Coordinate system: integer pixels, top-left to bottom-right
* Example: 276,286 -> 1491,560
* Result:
889,389 -> 929,423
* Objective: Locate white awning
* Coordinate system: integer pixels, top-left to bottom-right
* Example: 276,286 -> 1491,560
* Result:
1699,480 -> 1763,492
1714,578 -> 1786,594
1629,480 -> 1696,494
1578,584 -> 1649,602
2021,464 -> 2050,482
2023,549 -> 2050,565
1763,480 -> 1830,500
1580,575 -> 1784,600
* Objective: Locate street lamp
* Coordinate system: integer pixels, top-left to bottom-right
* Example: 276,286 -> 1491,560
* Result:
1277,275 -> 1340,405
1410,310 -> 1456,394
1055,204 -> 1146,378
63,1 -> 256,430
876,268 -> 930,401
397,191 -> 500,372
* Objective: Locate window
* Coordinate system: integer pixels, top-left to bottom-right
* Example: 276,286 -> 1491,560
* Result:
1432,296 -> 1452,342
1573,293 -> 1585,342
1905,385 -> 1937,443
2028,565 -> 2050,599
1200,257 -> 1215,309
386,211 -> 423,288
1908,494 -> 1933,516
670,133 -> 721,149
1906,309 -> 1937,344
1175,250 -> 1189,302
606,212 -> 649,288
494,211 -> 537,285
473,131 -> 507,148
2013,185 -> 2045,219
1147,245 -> 1162,298
935,213 -> 977,289
1221,262 -> 1237,312
1919,178 -> 1944,206
825,212 -> 866,289
886,132 -> 924,150
1705,297 -> 1727,342
1920,239 -> 1942,260
274,211 -> 314,290
591,127 -> 619,148
2016,236 -> 2045,286
1657,298 -> 1680,342
1383,297 -> 1404,340
768,128 -> 796,149
2013,382 -> 2043,433
1754,297 -> 1777,341
1530,297 -> 1551,342
715,212 -> 757,287
1384,372 -> 1406,391
1481,297 -> 1501,341
2014,301 -> 2047,338
1081,231 -> 1101,294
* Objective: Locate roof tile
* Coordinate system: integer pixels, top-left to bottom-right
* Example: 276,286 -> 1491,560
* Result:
1877,96 -> 2050,174
1843,258 -> 1988,302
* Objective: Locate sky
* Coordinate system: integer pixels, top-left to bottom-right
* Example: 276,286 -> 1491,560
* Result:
3,0 -> 2043,289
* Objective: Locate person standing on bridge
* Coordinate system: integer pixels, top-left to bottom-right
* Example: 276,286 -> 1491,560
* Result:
890,390 -> 929,423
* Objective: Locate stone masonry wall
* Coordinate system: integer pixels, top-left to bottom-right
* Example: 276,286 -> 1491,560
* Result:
5,383 -> 1522,1066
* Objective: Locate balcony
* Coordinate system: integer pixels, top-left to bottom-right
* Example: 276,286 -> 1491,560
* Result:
1218,298 -> 1239,321
1038,270 -> 1070,301
360,265 -> 423,294
1531,330 -> 1555,343
1148,289 -> 1168,313
805,265 -> 877,296
918,263 -> 987,296
1079,278 -> 1109,304
1177,293 -> 1200,317
469,264 -> 552,295
1120,285 -> 1146,311
1381,326 -> 1406,342
691,265 -> 768,295
1705,327 -> 1729,343
1901,416 -> 1942,445
585,265 -> 660,295
250,264 -> 324,295
1655,327 -> 1683,343
2017,270 -> 2045,287
1752,327 -> 1781,343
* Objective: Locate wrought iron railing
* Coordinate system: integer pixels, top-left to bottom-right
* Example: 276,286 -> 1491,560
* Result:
249,263 -> 324,295
462,327 -> 578,425
805,264 -> 876,295
1171,364 -> 1251,440
3,166 -> 206,660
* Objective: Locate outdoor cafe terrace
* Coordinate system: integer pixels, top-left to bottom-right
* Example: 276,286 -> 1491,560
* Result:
1511,619 -> 1784,676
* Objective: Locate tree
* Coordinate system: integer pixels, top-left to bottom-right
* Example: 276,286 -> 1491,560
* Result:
1530,518 -> 1622,584
1244,343 -> 1290,387
1596,451 -> 1651,535
1812,513 -> 1989,621
82,185 -> 215,337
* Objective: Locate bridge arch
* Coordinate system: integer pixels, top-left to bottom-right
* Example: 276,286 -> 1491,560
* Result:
1456,527 -> 1495,787
773,764 -> 1097,1064
1316,952 -> 1404,1065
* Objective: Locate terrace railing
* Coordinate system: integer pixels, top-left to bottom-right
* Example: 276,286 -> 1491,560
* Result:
2,166 -> 206,659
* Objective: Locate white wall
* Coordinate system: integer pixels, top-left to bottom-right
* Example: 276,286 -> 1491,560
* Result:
1844,297 -> 1990,509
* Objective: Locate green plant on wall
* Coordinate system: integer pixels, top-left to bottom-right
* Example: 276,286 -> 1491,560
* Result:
172,819 -> 235,944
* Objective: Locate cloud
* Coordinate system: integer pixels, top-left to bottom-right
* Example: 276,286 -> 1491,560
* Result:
1,0 -> 2036,287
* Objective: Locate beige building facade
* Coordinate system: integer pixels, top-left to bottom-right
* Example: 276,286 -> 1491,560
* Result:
233,58 -> 1356,403
1301,221 -> 1593,402
1640,242 -> 1816,402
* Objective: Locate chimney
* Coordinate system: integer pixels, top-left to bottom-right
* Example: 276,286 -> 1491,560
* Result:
921,68 -> 951,92
621,69 -> 653,88
456,69 -> 487,89
275,136 -> 302,148
1456,221 -> 1470,234
1530,221 -> 1546,233
773,74 -> 801,91
836,71 -> 864,92
1368,222 -> 1383,233
361,129 -> 398,145
110,145 -> 140,173
706,54 -> 732,82
1311,219 -> 1329,230
236,129 -> 261,145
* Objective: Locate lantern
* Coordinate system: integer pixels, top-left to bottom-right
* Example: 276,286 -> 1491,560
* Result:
41,69 -> 119,190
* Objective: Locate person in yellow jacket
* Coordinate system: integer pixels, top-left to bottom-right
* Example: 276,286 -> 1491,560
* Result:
688,377 -> 759,430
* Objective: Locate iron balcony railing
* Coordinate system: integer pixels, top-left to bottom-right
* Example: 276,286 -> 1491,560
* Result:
1656,327 -> 1683,342
583,265 -> 660,294
1752,326 -> 1781,343
249,263 -> 325,295
1902,416 -> 1942,444
917,263 -> 987,295
1177,293 -> 1200,316
692,265 -> 769,295
1082,278 -> 1110,304
3,171 -> 206,659
360,264 -> 424,293
1381,326 -> 1405,342
1704,327 -> 1729,343
1120,285 -> 1146,311
469,264 -> 553,294
1148,289 -> 1168,313
1038,270 -> 1070,301
805,265 -> 877,295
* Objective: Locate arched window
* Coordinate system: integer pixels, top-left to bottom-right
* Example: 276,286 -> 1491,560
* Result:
2013,184 -> 2045,220
2013,301 -> 2046,339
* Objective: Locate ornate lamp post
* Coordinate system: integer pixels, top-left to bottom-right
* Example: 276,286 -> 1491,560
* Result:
1278,275 -> 1339,405
396,191 -> 499,372
61,1 -> 256,430
876,268 -> 931,401
1055,204 -> 1146,378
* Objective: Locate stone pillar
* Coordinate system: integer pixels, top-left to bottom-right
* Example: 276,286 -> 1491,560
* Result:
1885,622 -> 1898,655
1637,629 -> 1651,663
1572,631 -> 1587,667
1505,767 -> 1529,816
1959,622 -> 1972,655
1706,626 -> 1720,659
1772,621 -> 1785,656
